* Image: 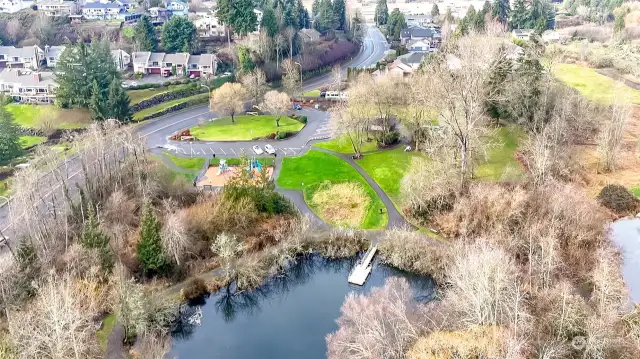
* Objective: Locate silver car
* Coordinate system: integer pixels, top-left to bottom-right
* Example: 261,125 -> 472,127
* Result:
252,145 -> 264,155
264,144 -> 275,154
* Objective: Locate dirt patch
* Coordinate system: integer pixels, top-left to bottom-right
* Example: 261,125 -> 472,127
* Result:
196,166 -> 273,187
311,182 -> 369,227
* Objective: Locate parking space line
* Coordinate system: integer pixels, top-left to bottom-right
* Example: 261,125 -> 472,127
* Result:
279,148 -> 287,155
219,148 -> 226,155
230,148 -> 236,155
210,148 -> 215,155
179,148 -> 186,154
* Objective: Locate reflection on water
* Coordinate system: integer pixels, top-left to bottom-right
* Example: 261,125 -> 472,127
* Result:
170,255 -> 434,359
610,218 -> 640,303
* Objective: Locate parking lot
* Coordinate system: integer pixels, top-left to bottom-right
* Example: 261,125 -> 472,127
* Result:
163,144 -> 305,157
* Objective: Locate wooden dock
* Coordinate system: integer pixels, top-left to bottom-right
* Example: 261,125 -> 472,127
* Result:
348,245 -> 377,286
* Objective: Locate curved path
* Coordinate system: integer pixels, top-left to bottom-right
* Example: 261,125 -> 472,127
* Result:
0,26 -> 389,241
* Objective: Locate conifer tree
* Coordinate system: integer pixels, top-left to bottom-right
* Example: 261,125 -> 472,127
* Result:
0,107 -> 22,164
333,0 -> 346,30
261,6 -> 279,37
107,77 -> 132,122
134,15 -> 157,51
431,3 -> 440,17
231,0 -> 258,36
374,0 -> 388,25
89,80 -> 107,121
492,0 -> 510,24
137,204 -> 169,277
81,205 -> 115,274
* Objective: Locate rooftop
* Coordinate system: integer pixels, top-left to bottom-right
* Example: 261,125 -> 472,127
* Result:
0,46 -> 40,59
83,2 -> 122,8
398,52 -> 427,66
0,69 -> 56,87
187,53 -> 215,66
45,45 -> 66,58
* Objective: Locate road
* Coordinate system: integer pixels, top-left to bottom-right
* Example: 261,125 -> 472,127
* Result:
0,25 -> 390,241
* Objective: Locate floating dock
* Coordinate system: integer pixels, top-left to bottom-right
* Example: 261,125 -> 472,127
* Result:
348,245 -> 378,285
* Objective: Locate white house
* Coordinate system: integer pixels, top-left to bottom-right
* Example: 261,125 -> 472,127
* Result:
0,46 -> 44,69
0,0 -> 33,13
82,2 -> 124,20
37,0 -> 73,16
165,0 -> 188,16
44,45 -> 66,67
541,30 -> 561,43
406,39 -> 431,52
0,69 -> 57,103
512,29 -> 535,41
132,51 -> 216,77
111,49 -> 130,71
192,11 -> 226,37
114,0 -> 136,11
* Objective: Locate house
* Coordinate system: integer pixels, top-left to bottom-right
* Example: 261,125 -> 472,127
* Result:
541,30 -> 561,43
512,29 -> 535,41
406,39 -> 431,52
133,51 -> 216,77
0,46 -> 44,69
405,14 -> 433,27
115,0 -> 137,11
111,49 -> 130,71
298,28 -> 321,43
387,52 -> 426,77
400,26 -> 441,48
0,69 -> 57,103
0,0 -> 33,13
165,0 -> 188,16
149,6 -> 171,22
44,45 -> 66,67
37,0 -> 73,16
192,11 -> 226,37
82,2 -> 125,20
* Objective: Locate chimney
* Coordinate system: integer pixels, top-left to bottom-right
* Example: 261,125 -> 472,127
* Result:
33,73 -> 40,82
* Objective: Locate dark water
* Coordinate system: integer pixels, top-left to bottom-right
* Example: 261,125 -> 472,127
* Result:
610,218 -> 640,303
169,255 -> 435,359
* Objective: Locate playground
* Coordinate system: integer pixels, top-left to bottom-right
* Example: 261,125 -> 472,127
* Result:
196,158 -> 273,187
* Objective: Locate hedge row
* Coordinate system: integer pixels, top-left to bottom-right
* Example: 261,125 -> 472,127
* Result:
133,94 -> 209,122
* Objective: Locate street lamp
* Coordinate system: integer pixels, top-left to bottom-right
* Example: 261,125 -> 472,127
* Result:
200,83 -> 211,93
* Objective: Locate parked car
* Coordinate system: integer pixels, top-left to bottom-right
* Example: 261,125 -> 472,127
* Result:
264,144 -> 275,154
252,145 -> 264,155
293,104 -> 302,110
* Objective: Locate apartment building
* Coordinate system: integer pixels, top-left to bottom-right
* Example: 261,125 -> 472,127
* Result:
44,45 -> 66,67
132,52 -> 216,77
82,2 -> 124,20
0,46 -> 44,69
37,0 -> 74,16
0,69 -> 57,103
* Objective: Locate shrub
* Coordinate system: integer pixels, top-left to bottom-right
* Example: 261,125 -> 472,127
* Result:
298,115 -> 308,124
181,277 -> 209,301
597,184 -> 639,214
134,94 -> 209,122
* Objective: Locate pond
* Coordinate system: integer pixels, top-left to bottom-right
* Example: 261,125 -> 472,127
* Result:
169,255 -> 435,359
610,217 -> 640,303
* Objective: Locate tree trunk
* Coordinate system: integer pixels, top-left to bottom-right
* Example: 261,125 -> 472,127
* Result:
276,116 -> 280,127
231,113 -> 235,123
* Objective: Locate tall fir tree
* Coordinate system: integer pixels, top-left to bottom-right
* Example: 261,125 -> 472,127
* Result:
311,0 -> 320,17
89,80 -> 107,121
510,0 -> 528,29
216,0 -> 233,26
387,8 -> 406,40
133,15 -> 157,51
81,205 -> 115,275
492,0 -> 510,24
0,107 -> 22,164
315,0 -> 336,33
162,17 -> 197,52
482,0 -> 492,14
137,204 -> 169,277
261,6 -> 279,37
298,0 -> 310,28
232,0 -> 258,36
282,0 -> 299,29
375,0 -> 388,25
333,0 -> 346,30
107,77 -> 132,122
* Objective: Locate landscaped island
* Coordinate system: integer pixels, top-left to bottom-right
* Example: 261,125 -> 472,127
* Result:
190,115 -> 305,141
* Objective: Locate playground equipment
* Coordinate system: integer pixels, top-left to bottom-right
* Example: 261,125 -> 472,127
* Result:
217,159 -> 229,175
248,158 -> 263,175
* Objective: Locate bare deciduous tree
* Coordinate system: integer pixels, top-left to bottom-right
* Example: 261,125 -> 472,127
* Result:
281,59 -> 301,97
133,333 -> 173,359
209,82 -> 248,123
598,93 -> 631,172
210,232 -> 243,280
161,208 -> 192,266
326,277 -> 423,359
260,90 -> 291,127
240,68 -> 268,104
284,26 -> 296,59
330,64 -> 344,91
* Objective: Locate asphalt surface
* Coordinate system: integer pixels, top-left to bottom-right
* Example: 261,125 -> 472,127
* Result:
0,25 -> 390,242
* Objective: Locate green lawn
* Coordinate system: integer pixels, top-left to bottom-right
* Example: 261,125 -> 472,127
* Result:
163,152 -> 206,172
553,63 -> 640,105
313,134 -> 378,154
190,115 -> 304,141
96,314 -> 116,351
303,89 -> 321,97
277,150 -> 387,229
632,187 -> 640,199
474,126 -> 526,181
19,136 -> 47,149
127,84 -> 190,104
6,104 -> 92,129
132,93 -> 208,121
357,147 -> 426,201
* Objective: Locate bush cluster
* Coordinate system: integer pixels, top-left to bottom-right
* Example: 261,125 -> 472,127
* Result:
181,277 -> 209,301
135,94 -> 209,122
597,184 -> 639,214
130,84 -> 208,113
290,114 -> 308,124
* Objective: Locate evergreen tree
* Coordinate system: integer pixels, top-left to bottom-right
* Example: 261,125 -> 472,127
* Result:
312,0 -> 320,17
133,15 -> 157,51
89,80 -> 107,121
162,17 -> 197,52
0,107 -> 22,165
81,205 -> 115,275
485,47 -> 513,121
387,8 -> 406,41
299,0 -> 311,28
261,6 -> 279,37
282,0 -> 299,29
482,0 -> 492,14
216,0 -> 233,26
107,77 -> 132,122
237,46 -> 255,73
464,5 -> 477,33
510,0 -> 528,29
374,0 -> 388,25
431,3 -> 440,17
315,0 -> 336,33
444,7 -> 454,22
333,0 -> 346,30
232,0 -> 258,36
137,204 -> 169,277
492,0 -> 510,24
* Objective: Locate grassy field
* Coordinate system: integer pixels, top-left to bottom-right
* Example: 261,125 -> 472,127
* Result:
553,63 -> 640,105
132,93 -> 208,121
19,135 -> 47,149
474,126 -> 526,181
163,152 -> 206,172
6,104 -> 92,129
313,134 -> 378,154
96,314 -> 116,351
302,89 -> 321,97
128,84 -> 190,104
632,187 -> 640,198
190,115 -> 304,141
357,147 -> 426,201
278,150 -> 387,229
